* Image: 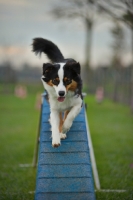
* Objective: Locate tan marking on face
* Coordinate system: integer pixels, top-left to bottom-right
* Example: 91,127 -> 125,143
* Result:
66,80 -> 77,91
52,77 -> 59,86
55,77 -> 59,81
47,80 -> 53,87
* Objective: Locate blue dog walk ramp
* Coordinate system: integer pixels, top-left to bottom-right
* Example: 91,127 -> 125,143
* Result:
35,94 -> 96,200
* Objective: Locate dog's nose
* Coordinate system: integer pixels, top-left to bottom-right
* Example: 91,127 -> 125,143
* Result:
58,91 -> 65,97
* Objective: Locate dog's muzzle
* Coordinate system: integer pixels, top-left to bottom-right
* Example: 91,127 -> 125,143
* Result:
57,91 -> 65,102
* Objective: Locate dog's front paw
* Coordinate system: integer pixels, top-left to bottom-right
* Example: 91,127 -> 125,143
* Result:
60,133 -> 67,140
63,119 -> 72,133
52,143 -> 60,148
52,140 -> 60,148
52,136 -> 61,148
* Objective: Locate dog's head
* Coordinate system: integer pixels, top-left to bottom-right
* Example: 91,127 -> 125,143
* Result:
41,61 -> 81,102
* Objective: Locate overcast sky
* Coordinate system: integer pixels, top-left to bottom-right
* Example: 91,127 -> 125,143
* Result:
0,0 -> 132,68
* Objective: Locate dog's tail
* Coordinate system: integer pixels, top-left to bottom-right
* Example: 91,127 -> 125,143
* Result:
32,38 -> 65,63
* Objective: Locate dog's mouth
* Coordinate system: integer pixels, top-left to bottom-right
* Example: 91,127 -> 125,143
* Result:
57,97 -> 65,102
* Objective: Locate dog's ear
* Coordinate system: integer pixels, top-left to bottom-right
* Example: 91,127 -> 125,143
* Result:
43,63 -> 55,75
42,63 -> 55,82
65,62 -> 81,75
65,62 -> 80,75
71,62 -> 81,75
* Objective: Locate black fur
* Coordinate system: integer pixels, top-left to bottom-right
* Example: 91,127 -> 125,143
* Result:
64,62 -> 83,99
32,38 -> 83,99
42,63 -> 60,83
32,38 -> 64,63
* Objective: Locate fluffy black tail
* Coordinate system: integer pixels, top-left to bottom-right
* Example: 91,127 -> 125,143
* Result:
32,38 -> 65,63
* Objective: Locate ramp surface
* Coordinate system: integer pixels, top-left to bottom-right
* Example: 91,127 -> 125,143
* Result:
35,96 -> 96,200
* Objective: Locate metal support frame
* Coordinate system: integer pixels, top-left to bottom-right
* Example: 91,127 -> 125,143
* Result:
32,94 -> 44,167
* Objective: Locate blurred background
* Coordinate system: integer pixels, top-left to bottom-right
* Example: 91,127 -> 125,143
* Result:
0,0 -> 133,111
0,0 -> 133,108
0,0 -> 133,199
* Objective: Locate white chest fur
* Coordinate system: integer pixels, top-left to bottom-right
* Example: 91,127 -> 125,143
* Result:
49,91 -> 82,111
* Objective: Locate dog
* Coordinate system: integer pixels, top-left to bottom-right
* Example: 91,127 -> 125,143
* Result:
32,38 -> 83,147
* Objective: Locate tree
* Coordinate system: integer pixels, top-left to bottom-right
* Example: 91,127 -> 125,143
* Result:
110,21 -> 125,102
102,0 -> 133,60
52,0 -> 113,71
110,21 -> 125,69
122,0 -> 133,112
104,0 -> 133,111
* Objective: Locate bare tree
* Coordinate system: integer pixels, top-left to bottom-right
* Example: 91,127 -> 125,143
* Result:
110,23 -> 124,66
122,0 -> 133,58
104,0 -> 133,111
52,0 -> 113,71
101,0 -> 133,60
122,0 -> 133,112
110,21 -> 125,102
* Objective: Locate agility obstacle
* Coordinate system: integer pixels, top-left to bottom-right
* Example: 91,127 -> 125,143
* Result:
34,93 -> 96,200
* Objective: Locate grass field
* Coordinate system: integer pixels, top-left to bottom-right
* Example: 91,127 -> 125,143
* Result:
0,91 -> 40,200
0,85 -> 133,200
85,96 -> 133,200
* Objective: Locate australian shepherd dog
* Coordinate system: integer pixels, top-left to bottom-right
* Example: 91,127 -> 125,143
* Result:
32,38 -> 83,147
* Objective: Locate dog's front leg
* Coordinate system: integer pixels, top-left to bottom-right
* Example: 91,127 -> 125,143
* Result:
50,110 -> 60,147
63,104 -> 82,133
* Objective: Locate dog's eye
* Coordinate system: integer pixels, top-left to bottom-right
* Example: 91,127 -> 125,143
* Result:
52,78 -> 59,85
64,78 -> 71,85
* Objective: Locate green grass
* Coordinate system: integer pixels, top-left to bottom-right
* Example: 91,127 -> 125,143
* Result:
85,95 -> 133,200
0,93 -> 40,200
0,88 -> 133,199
